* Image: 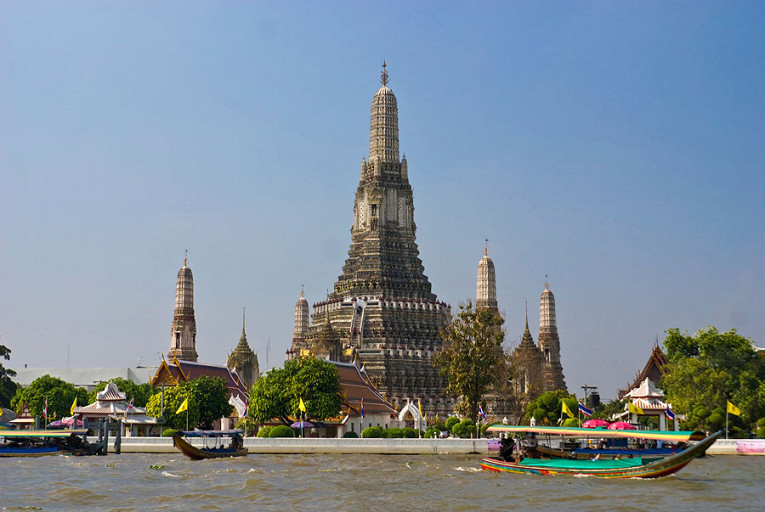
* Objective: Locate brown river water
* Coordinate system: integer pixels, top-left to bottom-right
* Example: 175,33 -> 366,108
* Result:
1,453 -> 762,511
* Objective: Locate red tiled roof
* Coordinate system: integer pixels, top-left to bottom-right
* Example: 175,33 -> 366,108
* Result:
329,361 -> 397,417
164,359 -> 248,399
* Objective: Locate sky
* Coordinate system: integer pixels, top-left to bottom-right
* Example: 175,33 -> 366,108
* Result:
1,1 -> 763,400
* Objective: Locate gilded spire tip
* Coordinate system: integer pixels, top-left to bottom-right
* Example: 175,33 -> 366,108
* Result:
184,249 -> 188,267
380,61 -> 389,86
484,238 -> 489,256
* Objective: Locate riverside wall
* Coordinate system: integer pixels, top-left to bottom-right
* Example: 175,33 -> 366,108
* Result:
92,436 -> 489,454
91,436 -> 765,455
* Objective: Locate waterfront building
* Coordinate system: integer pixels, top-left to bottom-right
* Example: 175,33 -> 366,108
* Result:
73,381 -> 162,436
169,255 -> 198,362
287,65 -> 453,418
617,341 -> 668,400
226,309 -> 260,392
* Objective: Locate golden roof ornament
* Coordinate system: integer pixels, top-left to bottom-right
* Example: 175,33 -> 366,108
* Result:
380,61 -> 389,86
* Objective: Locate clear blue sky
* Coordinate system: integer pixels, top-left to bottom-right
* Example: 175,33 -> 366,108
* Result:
2,1 -> 763,399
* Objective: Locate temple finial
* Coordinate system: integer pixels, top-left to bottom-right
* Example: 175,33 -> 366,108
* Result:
184,249 -> 188,267
380,61 -> 389,86
484,238 -> 489,256
525,301 -> 529,330
301,284 -> 305,298
242,307 -> 246,335
545,274 -> 549,290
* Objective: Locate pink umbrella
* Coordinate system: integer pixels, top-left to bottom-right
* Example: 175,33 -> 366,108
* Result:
607,421 -> 637,430
582,419 -> 610,428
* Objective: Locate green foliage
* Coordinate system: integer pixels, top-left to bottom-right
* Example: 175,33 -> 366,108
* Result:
562,418 -> 580,427
384,427 -> 404,438
145,377 -> 232,430
256,426 -> 273,438
11,374 -> 88,421
757,418 -> 765,428
661,326 -> 765,429
444,416 -> 460,432
162,428 -> 179,437
434,302 -> 508,425
523,391 -> 577,425
0,343 -> 18,408
342,431 -> 359,438
361,426 -> 384,438
235,418 -> 257,434
425,426 -> 441,438
402,427 -> 420,438
757,427 -> 765,439
268,425 -> 294,438
87,378 -> 155,407
249,357 -> 342,426
451,419 -> 476,438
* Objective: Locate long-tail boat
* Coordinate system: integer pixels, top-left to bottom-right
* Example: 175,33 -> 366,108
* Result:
487,424 -> 706,460
0,429 -> 94,457
172,430 -> 247,460
481,430 -> 720,478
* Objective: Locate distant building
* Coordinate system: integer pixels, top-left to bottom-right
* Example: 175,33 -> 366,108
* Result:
73,381 -> 162,436
226,310 -> 260,392
287,65 -> 454,419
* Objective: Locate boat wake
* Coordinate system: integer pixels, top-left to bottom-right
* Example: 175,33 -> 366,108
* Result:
161,470 -> 181,478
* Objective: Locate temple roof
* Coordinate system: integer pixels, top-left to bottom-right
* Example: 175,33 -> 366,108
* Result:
625,377 -> 665,399
151,357 -> 248,399
329,360 -> 397,417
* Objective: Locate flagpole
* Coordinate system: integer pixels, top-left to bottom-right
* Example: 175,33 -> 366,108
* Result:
726,409 -> 729,439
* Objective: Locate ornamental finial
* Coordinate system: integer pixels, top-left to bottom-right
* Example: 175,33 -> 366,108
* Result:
484,238 -> 488,256
380,61 -> 389,86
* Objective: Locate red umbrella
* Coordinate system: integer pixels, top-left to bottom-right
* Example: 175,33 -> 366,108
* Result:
582,419 -> 610,428
607,421 -> 637,430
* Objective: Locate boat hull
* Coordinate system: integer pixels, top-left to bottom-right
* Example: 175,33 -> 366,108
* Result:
172,434 -> 248,460
0,446 -> 60,457
481,431 -> 720,479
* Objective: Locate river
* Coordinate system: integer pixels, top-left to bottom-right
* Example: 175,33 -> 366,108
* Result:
1,453 -> 762,511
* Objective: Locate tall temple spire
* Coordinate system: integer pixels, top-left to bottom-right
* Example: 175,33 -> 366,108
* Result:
227,306 -> 259,391
538,279 -> 567,391
169,254 -> 198,362
369,62 -> 400,165
293,286 -> 309,341
295,66 -> 453,418
476,241 -> 498,312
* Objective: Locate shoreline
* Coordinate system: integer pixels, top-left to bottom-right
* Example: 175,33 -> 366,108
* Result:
89,436 -> 763,455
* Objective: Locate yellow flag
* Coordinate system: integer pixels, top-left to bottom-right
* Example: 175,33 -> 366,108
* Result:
629,402 -> 644,415
0,407 -> 3,416
299,398 -> 307,413
561,401 -> 574,418
727,401 -> 741,416
176,398 -> 188,415
418,399 -> 424,417
70,397 -> 77,415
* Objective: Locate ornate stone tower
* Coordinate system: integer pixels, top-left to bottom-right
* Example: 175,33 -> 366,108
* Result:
287,288 -> 310,359
169,255 -> 198,362
538,280 -> 567,391
302,64 -> 453,417
227,309 -> 260,391
512,305 -> 544,396
476,242 -> 498,313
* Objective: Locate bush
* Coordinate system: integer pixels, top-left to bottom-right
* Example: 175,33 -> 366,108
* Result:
256,426 -> 273,438
757,418 -> 765,428
385,427 -> 404,438
162,428 -> 179,437
445,416 -> 460,432
269,425 -> 295,438
452,419 -> 476,438
562,418 -> 579,428
756,427 -> 765,439
402,427 -> 419,438
361,426 -> 384,438
342,431 -> 359,438
425,427 -> 441,438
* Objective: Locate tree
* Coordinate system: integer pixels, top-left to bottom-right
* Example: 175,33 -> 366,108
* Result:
11,375 -> 88,420
145,376 -> 232,430
249,357 -> 342,426
87,377 -> 155,407
434,301 -> 509,425
661,326 -> 765,432
0,342 -> 18,408
523,390 -> 578,426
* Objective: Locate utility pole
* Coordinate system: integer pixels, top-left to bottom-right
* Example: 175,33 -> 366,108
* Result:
581,385 -> 598,407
